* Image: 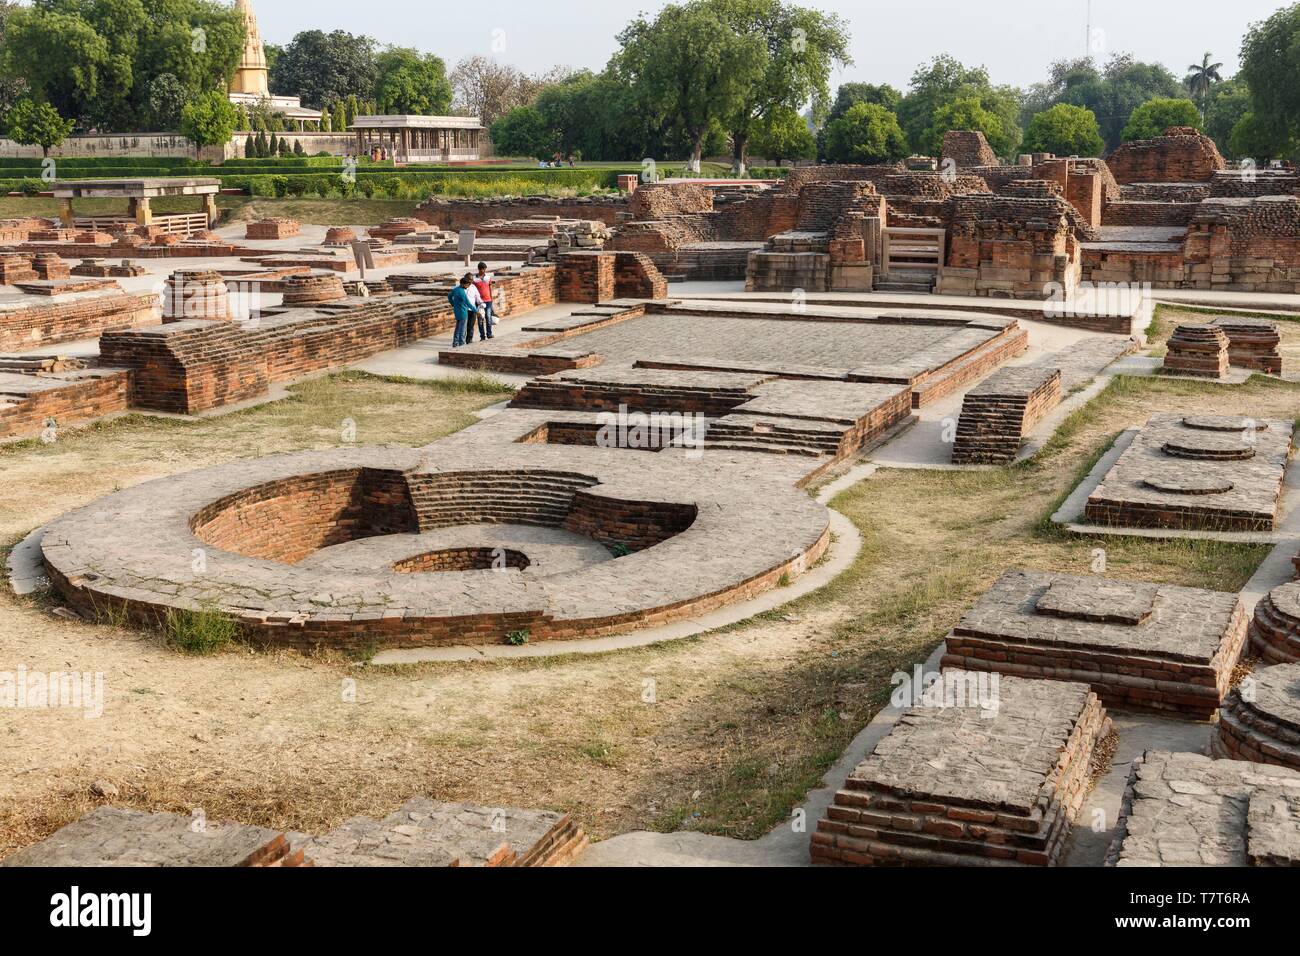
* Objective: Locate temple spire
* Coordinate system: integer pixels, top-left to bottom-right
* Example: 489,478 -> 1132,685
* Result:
229,0 -> 270,96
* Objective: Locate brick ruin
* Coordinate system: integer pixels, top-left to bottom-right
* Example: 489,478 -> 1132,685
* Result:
943,569 -> 1249,718
1250,581 -> 1300,664
4,799 -> 587,868
950,366 -> 1063,464
813,674 -> 1111,866
1082,414 -> 1294,532
1107,750 -> 1300,867
1213,663 -> 1300,772
403,127 -> 1295,302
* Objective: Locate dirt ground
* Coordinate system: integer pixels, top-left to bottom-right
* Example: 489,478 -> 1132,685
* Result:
0,308 -> 1296,856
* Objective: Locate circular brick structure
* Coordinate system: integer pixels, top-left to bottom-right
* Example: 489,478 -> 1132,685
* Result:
161,269 -> 231,322
323,226 -> 357,247
280,273 -> 347,307
1213,663 -> 1300,770
1251,583 -> 1300,663
40,444 -> 829,651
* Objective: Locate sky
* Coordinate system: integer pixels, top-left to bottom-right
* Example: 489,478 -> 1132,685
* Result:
250,0 -> 1288,90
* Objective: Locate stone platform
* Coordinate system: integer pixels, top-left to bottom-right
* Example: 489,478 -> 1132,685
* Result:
942,569 -> 1248,718
2,807 -> 305,867
4,799 -> 585,867
290,798 -> 586,867
1107,750 -> 1300,866
442,298 -> 1028,410
811,673 -> 1110,866
1083,414 -> 1294,532
1213,663 -> 1300,771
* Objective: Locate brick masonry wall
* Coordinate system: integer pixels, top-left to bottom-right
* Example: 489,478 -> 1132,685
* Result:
0,370 -> 131,439
1106,128 -> 1227,184
415,196 -> 630,230
0,291 -> 157,352
101,262 -> 568,414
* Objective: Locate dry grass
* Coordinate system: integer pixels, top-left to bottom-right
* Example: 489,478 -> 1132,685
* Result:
0,362 -> 1295,855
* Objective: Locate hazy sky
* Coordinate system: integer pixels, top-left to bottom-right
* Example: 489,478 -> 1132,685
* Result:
252,0 -> 1285,90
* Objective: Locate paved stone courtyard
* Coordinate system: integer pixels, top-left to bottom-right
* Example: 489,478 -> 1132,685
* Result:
1083,414 -> 1295,532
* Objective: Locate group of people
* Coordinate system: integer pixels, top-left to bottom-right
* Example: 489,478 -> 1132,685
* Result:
447,262 -> 497,347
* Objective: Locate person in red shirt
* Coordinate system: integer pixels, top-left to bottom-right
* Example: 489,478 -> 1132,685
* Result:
472,261 -> 495,340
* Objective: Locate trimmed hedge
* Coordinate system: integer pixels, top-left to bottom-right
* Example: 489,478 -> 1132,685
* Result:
0,156 -> 203,169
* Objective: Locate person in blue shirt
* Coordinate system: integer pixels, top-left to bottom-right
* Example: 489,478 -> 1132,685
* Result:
447,274 -> 474,347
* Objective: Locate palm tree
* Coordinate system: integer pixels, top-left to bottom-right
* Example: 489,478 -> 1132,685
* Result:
1184,52 -> 1223,112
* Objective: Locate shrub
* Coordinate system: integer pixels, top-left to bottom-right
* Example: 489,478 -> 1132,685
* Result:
164,605 -> 238,654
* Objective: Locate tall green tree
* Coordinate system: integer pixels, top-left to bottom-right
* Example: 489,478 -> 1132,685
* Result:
1238,3 -> 1300,160
1022,103 -> 1104,156
921,95 -> 1004,158
1183,52 -> 1223,112
270,29 -> 376,109
180,88 -> 235,159
490,105 -> 553,161
0,0 -> 243,130
1203,78 -> 1251,158
705,0 -> 851,175
375,47 -> 452,115
818,82 -> 901,161
897,55 -> 1021,157
6,98 -> 74,156
820,102 -> 907,164
750,105 -> 815,166
1021,54 -> 1183,150
1120,97 -> 1202,141
613,2 -> 765,171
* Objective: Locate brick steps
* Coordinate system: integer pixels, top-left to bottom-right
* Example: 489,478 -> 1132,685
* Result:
1250,586 -> 1300,664
1212,669 -> 1300,771
951,366 -> 1063,464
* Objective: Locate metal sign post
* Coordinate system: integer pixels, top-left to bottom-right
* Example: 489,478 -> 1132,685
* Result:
458,230 -> 476,269
350,239 -> 375,278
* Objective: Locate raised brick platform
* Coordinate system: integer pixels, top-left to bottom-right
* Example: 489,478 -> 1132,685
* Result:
290,798 -> 586,866
1210,316 -> 1283,374
0,289 -> 157,352
1,807 -> 305,867
1214,663 -> 1300,770
942,569 -> 1248,718
4,798 -> 585,867
1161,323 -> 1229,378
1251,582 -> 1300,664
812,673 -> 1110,866
245,218 -> 300,240
950,366 -> 1062,464
1106,750 -> 1300,866
1083,414 -> 1294,532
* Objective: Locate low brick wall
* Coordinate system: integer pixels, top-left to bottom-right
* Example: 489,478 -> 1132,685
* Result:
0,369 -> 131,439
0,291 -> 157,352
416,195 -> 629,230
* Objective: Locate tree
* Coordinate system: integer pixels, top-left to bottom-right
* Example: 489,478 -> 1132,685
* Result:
1120,97 -> 1202,142
818,82 -> 901,161
145,72 -> 185,131
6,98 -> 74,156
331,100 -> 346,133
614,2 -> 765,172
270,29 -> 376,109
1238,3 -> 1300,159
1,0 -> 244,130
750,105 -> 814,166
1022,53 -> 1183,150
820,102 -> 907,165
375,46 -> 452,115
319,107 -> 331,132
490,105 -> 553,160
1022,103 -> 1104,156
897,55 -> 1020,157
1183,52 -> 1223,112
244,132 -> 254,156
920,95 -> 1003,158
1203,78 -> 1252,158
1229,111 -> 1289,163
179,88 -> 235,159
705,0 -> 851,175
449,55 -> 567,127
